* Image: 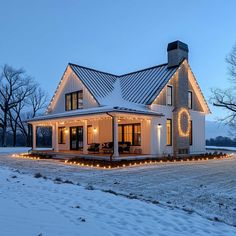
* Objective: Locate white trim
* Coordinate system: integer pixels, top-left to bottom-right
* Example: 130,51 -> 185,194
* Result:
166,84 -> 173,106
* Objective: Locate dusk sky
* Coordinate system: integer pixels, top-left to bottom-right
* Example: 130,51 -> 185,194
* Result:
1,0 -> 236,121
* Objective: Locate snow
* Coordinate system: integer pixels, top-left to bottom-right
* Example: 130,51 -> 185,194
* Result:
206,146 -> 236,151
0,147 -> 31,154
0,148 -> 236,235
0,166 -> 235,236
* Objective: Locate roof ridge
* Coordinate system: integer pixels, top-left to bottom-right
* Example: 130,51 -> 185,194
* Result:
118,63 -> 170,77
68,62 -> 173,78
68,63 -> 117,77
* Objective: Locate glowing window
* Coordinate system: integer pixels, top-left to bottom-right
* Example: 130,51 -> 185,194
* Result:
166,119 -> 172,146
58,127 -> 66,144
87,125 -> 93,144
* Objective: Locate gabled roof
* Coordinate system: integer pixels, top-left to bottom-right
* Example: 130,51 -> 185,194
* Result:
47,60 -> 210,115
69,63 -> 178,105
119,64 -> 178,105
69,63 -> 117,100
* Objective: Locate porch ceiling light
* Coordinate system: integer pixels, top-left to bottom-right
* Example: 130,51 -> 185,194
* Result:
93,128 -> 97,133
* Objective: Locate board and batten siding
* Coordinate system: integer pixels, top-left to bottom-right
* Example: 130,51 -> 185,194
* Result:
189,110 -> 206,154
49,68 -> 98,114
150,104 -> 205,155
150,104 -> 173,155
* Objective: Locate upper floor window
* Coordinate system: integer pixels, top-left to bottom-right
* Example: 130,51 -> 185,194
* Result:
167,85 -> 173,106
188,91 -> 193,109
65,90 -> 83,111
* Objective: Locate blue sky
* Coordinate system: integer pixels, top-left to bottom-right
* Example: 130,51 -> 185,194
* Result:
0,0 -> 236,121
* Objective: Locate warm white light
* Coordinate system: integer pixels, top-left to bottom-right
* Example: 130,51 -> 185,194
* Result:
178,108 -> 191,137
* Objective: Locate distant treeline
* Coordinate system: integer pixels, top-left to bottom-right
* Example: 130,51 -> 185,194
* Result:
206,136 -> 236,147
0,127 -> 52,148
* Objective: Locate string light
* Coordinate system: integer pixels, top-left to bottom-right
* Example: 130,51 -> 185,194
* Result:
178,107 -> 191,137
11,152 -> 233,169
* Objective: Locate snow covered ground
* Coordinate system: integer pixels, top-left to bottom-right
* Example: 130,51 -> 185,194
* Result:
0,166 -> 236,236
206,146 -> 236,151
0,148 -> 236,235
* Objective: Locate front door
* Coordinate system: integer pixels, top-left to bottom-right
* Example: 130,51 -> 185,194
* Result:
70,126 -> 83,150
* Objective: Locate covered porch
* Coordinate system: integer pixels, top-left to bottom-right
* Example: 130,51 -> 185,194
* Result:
29,111 -> 163,159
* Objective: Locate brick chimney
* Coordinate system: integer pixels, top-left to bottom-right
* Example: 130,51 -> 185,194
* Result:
167,40 -> 189,68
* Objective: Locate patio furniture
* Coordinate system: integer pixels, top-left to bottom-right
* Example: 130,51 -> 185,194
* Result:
87,143 -> 100,153
134,148 -> 142,154
118,142 -> 131,153
102,142 -> 113,154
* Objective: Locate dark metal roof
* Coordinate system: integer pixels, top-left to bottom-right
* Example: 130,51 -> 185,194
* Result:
119,64 -> 178,105
69,63 -> 117,100
69,63 -> 178,105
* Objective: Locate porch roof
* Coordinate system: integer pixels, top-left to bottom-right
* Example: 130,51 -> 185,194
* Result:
27,106 -> 163,123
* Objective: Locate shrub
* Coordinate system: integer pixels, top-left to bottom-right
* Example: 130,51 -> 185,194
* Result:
34,173 -> 43,178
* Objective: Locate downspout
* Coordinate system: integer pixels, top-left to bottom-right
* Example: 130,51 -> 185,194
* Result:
106,112 -> 114,162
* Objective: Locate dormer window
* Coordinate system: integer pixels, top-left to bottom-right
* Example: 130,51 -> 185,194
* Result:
188,91 -> 193,109
167,85 -> 173,106
65,90 -> 83,111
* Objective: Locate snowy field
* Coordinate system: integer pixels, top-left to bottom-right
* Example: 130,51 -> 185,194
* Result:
0,148 -> 236,235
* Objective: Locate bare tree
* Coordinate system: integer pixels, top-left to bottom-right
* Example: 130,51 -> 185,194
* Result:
17,86 -> 48,146
211,44 -> 236,127
0,65 -> 35,146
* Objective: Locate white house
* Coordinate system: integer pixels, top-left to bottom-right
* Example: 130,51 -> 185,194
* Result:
28,41 -> 210,158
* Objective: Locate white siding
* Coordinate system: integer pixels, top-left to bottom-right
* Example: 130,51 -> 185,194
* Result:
150,104 -> 206,155
150,104 -> 173,155
49,69 -> 98,114
189,111 -> 206,154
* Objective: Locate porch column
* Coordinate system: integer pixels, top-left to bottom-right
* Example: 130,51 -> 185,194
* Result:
54,122 -> 59,152
157,123 -> 162,156
32,124 -> 36,150
113,116 -> 119,157
83,120 -> 88,154
150,117 -> 158,155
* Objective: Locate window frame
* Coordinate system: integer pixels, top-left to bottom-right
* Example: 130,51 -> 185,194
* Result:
58,127 -> 66,144
166,85 -> 173,106
65,90 -> 83,111
87,125 -> 93,145
188,90 -> 193,109
189,120 -> 193,145
118,123 -> 141,146
166,119 -> 172,146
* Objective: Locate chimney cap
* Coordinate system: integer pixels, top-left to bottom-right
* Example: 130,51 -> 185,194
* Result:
167,40 -> 189,53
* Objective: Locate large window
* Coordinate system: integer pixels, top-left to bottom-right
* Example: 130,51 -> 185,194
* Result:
167,85 -> 173,106
87,125 -> 93,144
188,91 -> 193,109
65,90 -> 83,111
58,127 -> 66,144
118,123 -> 141,146
189,120 -> 193,145
166,119 -> 172,146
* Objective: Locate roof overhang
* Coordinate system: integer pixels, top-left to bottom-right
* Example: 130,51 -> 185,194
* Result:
27,106 -> 163,124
